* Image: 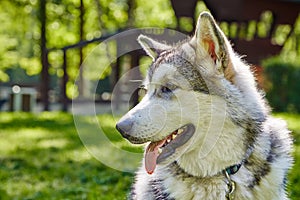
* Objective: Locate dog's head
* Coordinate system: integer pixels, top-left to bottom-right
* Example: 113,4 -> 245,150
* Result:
116,12 -> 254,175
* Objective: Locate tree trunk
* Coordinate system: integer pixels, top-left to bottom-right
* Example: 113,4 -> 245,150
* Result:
40,0 -> 49,111
78,0 -> 84,97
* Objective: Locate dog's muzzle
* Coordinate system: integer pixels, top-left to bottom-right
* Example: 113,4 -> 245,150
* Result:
116,117 -> 195,174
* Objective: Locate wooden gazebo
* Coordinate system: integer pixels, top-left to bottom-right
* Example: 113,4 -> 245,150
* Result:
171,0 -> 300,64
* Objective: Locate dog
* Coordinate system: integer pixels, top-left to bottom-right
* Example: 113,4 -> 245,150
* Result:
116,12 -> 293,200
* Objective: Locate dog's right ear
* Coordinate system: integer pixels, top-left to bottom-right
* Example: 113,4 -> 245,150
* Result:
138,35 -> 171,60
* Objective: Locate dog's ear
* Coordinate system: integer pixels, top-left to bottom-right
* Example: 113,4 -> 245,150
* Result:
138,35 -> 171,60
191,12 -> 235,80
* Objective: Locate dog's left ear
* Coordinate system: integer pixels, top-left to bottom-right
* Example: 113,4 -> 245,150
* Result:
138,35 -> 171,60
191,12 -> 235,80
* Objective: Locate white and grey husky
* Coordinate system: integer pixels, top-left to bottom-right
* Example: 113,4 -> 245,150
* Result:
116,12 -> 293,200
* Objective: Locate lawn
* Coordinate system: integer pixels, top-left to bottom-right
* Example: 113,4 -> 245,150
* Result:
0,112 -> 299,199
0,112 -> 139,200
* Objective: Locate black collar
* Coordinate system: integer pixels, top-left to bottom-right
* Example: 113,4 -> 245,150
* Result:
169,161 -> 242,179
169,145 -> 253,179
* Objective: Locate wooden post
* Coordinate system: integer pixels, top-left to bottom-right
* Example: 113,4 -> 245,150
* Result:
40,0 -> 49,111
112,55 -> 121,110
62,49 -> 68,112
129,51 -> 141,107
78,0 -> 84,97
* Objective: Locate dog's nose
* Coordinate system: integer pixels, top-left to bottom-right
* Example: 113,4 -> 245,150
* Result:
116,119 -> 133,138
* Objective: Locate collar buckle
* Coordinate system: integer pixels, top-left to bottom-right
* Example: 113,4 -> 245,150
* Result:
223,169 -> 236,200
223,163 -> 242,200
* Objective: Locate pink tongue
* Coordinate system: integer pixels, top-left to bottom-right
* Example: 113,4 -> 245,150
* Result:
145,139 -> 166,174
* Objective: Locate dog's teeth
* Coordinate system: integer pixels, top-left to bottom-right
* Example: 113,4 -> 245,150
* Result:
167,138 -> 171,143
177,128 -> 184,134
158,148 -> 162,154
172,134 -> 177,140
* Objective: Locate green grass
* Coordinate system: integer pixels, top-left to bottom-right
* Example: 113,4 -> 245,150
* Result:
274,113 -> 300,199
0,112 -> 139,200
0,112 -> 299,199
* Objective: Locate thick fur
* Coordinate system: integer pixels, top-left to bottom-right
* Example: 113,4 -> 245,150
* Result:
116,12 -> 293,200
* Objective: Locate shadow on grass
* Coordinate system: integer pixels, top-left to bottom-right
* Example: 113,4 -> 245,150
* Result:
0,112 -> 137,200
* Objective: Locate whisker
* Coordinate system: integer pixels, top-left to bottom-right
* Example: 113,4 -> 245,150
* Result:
129,80 -> 143,83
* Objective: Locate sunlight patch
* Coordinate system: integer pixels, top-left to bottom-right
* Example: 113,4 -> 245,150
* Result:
37,139 -> 69,149
65,148 -> 93,162
8,128 -> 50,140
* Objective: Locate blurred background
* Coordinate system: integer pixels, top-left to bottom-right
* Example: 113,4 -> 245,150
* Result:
0,0 -> 299,199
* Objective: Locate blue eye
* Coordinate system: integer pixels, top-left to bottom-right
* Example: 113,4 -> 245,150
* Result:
161,86 -> 172,93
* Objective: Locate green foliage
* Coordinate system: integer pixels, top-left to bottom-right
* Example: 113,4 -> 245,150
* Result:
0,0 -> 40,81
0,0 -> 130,84
257,10 -> 273,38
263,56 -> 300,113
178,17 -> 194,33
0,0 -> 181,97
139,56 -> 152,77
1,0 -> 300,104
134,0 -> 176,28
